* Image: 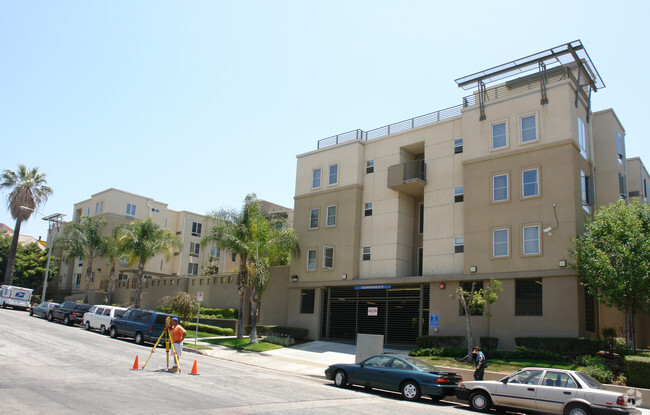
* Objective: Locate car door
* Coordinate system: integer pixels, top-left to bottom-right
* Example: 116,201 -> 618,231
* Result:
382,357 -> 414,392
124,310 -> 142,336
352,356 -> 393,388
493,369 -> 543,410
535,371 -> 577,413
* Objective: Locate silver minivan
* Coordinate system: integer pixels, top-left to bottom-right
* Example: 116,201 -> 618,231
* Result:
83,305 -> 128,334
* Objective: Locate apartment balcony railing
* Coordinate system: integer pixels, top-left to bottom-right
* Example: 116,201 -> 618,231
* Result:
387,160 -> 426,196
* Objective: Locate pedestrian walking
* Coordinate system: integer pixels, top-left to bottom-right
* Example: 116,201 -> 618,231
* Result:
473,346 -> 487,380
168,317 -> 186,373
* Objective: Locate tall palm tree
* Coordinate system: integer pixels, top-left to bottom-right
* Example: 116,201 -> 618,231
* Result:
115,217 -> 181,308
1,165 -> 53,285
55,216 -> 108,304
104,227 -> 125,305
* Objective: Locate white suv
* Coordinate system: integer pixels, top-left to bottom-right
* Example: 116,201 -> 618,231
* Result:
83,305 -> 128,334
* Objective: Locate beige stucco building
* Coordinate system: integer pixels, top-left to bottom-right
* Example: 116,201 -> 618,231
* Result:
264,41 -> 650,349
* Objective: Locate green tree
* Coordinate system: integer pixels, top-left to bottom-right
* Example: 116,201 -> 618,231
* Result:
104,227 -> 126,305
570,199 -> 650,352
55,216 -> 109,304
12,241 -> 56,292
453,279 -> 502,360
115,217 -> 181,308
1,165 -> 53,285
161,291 -> 198,320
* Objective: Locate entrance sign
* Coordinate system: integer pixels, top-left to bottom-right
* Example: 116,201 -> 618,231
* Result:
368,307 -> 378,316
355,285 -> 392,290
429,313 -> 439,329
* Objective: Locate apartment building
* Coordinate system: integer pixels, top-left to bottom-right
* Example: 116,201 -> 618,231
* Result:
275,41 -> 649,349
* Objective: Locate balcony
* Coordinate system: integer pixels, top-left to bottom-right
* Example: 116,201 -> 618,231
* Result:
387,160 -> 426,196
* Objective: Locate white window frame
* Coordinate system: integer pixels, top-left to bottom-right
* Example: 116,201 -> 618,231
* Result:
328,163 -> 339,186
522,225 -> 540,256
323,246 -> 334,269
366,160 -> 374,174
309,208 -> 319,229
362,246 -> 371,261
364,202 -> 373,216
312,168 -> 321,189
188,263 -> 199,275
521,168 -> 539,198
520,113 -> 538,143
493,228 -> 509,258
126,203 -> 136,216
492,173 -> 509,202
326,205 -> 336,227
491,121 -> 508,150
191,222 -> 202,237
190,242 -> 200,257
307,249 -> 317,271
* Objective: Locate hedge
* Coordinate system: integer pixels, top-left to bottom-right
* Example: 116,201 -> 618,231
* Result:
416,336 -> 465,349
181,321 -> 234,336
245,325 -> 309,340
201,307 -> 238,319
513,337 -> 629,357
412,347 -> 570,362
480,336 -> 499,351
625,355 -> 650,388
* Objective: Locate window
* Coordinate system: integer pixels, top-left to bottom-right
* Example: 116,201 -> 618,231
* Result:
191,222 -> 202,237
95,203 -> 99,214
151,207 -> 160,213
326,205 -> 336,227
188,263 -> 199,275
522,168 -> 539,198
581,170 -> 593,212
522,225 -> 540,255
454,186 -> 464,203
585,291 -> 595,332
300,289 -> 315,314
616,132 -> 624,161
309,208 -> 319,229
454,237 -> 464,253
493,174 -> 509,202
231,252 -> 237,262
417,247 -> 423,276
644,178 -> 648,200
578,117 -> 587,158
619,172 -> 627,197
515,278 -> 543,316
362,246 -> 371,261
312,168 -> 321,188
364,202 -> 373,216
85,207 -> 90,216
492,121 -> 507,149
75,273 -> 81,286
328,163 -> 338,185
493,228 -> 509,258
190,242 -> 200,257
210,246 -> 220,259
521,114 -> 537,143
454,138 -> 463,154
366,160 -> 374,174
459,281 -> 484,316
323,246 -> 334,269
307,249 -> 317,270
418,203 -> 424,234
126,203 -> 136,216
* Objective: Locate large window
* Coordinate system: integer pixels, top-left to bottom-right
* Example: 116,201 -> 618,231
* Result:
521,114 -> 537,143
492,121 -> 507,149
326,205 -> 336,227
190,242 -> 200,257
364,202 -> 373,216
187,263 -> 199,276
323,246 -> 334,269
493,174 -> 509,202
578,117 -> 587,158
126,203 -> 136,216
366,160 -> 374,174
616,132 -> 624,161
328,163 -> 338,185
522,168 -> 539,198
312,168 -> 321,189
300,289 -> 315,314
522,225 -> 540,255
211,246 -> 220,260
493,228 -> 509,258
309,208 -> 319,229
307,249 -> 317,270
515,278 -> 543,316
362,246 -> 371,261
581,170 -> 593,213
191,222 -> 202,237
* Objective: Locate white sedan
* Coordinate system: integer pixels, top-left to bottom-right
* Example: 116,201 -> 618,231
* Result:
455,367 -> 640,415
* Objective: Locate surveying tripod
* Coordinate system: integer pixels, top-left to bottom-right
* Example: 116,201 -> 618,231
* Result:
141,316 -> 181,373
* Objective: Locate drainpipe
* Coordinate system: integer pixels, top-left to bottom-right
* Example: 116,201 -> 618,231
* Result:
146,200 -> 153,217
178,215 -> 189,276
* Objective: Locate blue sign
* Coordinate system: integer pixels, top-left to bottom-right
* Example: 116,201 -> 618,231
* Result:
429,313 -> 439,329
15,292 -> 25,299
354,285 -> 392,290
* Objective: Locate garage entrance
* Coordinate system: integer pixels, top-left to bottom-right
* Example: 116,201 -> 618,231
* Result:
320,284 -> 430,347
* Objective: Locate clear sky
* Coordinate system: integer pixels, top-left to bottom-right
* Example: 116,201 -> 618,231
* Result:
1,0 -> 649,240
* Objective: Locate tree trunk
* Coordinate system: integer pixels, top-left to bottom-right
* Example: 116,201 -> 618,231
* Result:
249,289 -> 259,344
624,308 -> 631,347
84,256 -> 94,304
630,309 -> 637,354
135,262 -> 143,308
3,219 -> 22,285
107,261 -> 116,305
236,261 -> 246,339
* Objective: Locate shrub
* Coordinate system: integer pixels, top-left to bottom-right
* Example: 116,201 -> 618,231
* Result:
410,347 -> 466,358
245,325 -> 308,340
515,337 -> 603,357
416,336 -> 465,349
625,355 -> 650,388
480,336 -> 499,351
181,321 -> 235,336
264,333 -> 296,347
200,307 -> 238,319
575,355 -> 607,367
583,364 -> 613,384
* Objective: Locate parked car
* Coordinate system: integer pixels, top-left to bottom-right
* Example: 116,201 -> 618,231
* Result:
29,301 -> 59,318
325,354 -> 463,401
47,301 -> 92,325
455,367 -> 641,415
83,305 -> 128,334
109,309 -> 177,345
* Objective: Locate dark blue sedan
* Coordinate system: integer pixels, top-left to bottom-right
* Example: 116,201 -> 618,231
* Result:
325,354 -> 462,401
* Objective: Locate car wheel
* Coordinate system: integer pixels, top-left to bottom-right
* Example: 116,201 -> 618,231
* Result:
564,403 -> 592,415
85,321 -> 91,330
134,331 -> 144,345
401,380 -> 421,401
100,325 -> 107,335
63,315 -> 71,325
469,390 -> 492,412
29,309 -> 34,316
47,312 -> 54,322
333,370 -> 348,388
109,326 -> 117,338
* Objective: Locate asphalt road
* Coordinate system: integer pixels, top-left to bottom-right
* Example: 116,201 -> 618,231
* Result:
0,308 -> 475,415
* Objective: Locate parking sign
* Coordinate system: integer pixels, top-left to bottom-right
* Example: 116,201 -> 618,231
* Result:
197,292 -> 204,302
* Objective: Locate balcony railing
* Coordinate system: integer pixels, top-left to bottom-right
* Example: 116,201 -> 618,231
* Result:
387,160 -> 426,196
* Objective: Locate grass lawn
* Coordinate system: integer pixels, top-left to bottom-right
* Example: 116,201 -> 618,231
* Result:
184,344 -> 213,350
418,356 -> 584,373
204,337 -> 283,352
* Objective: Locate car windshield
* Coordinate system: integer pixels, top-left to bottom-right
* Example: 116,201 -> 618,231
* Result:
403,357 -> 437,371
574,372 -> 605,389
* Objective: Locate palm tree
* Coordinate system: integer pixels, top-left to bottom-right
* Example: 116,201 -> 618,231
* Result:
1,165 -> 53,285
115,217 -> 181,308
55,216 -> 108,304
104,228 -> 124,305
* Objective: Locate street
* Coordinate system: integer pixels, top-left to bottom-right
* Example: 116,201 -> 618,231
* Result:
0,308 -> 473,414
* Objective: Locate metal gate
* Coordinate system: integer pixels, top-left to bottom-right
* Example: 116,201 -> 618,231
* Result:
320,284 -> 430,347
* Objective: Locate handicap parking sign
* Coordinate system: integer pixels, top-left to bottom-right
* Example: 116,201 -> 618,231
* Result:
429,313 -> 439,329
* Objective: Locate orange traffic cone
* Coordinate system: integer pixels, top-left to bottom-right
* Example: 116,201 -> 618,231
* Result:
131,355 -> 140,371
189,360 -> 199,375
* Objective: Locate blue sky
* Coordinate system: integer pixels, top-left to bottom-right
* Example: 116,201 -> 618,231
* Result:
2,0 -> 649,239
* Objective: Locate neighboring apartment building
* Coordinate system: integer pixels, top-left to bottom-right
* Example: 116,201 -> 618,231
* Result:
627,157 -> 650,202
270,41 -> 649,349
